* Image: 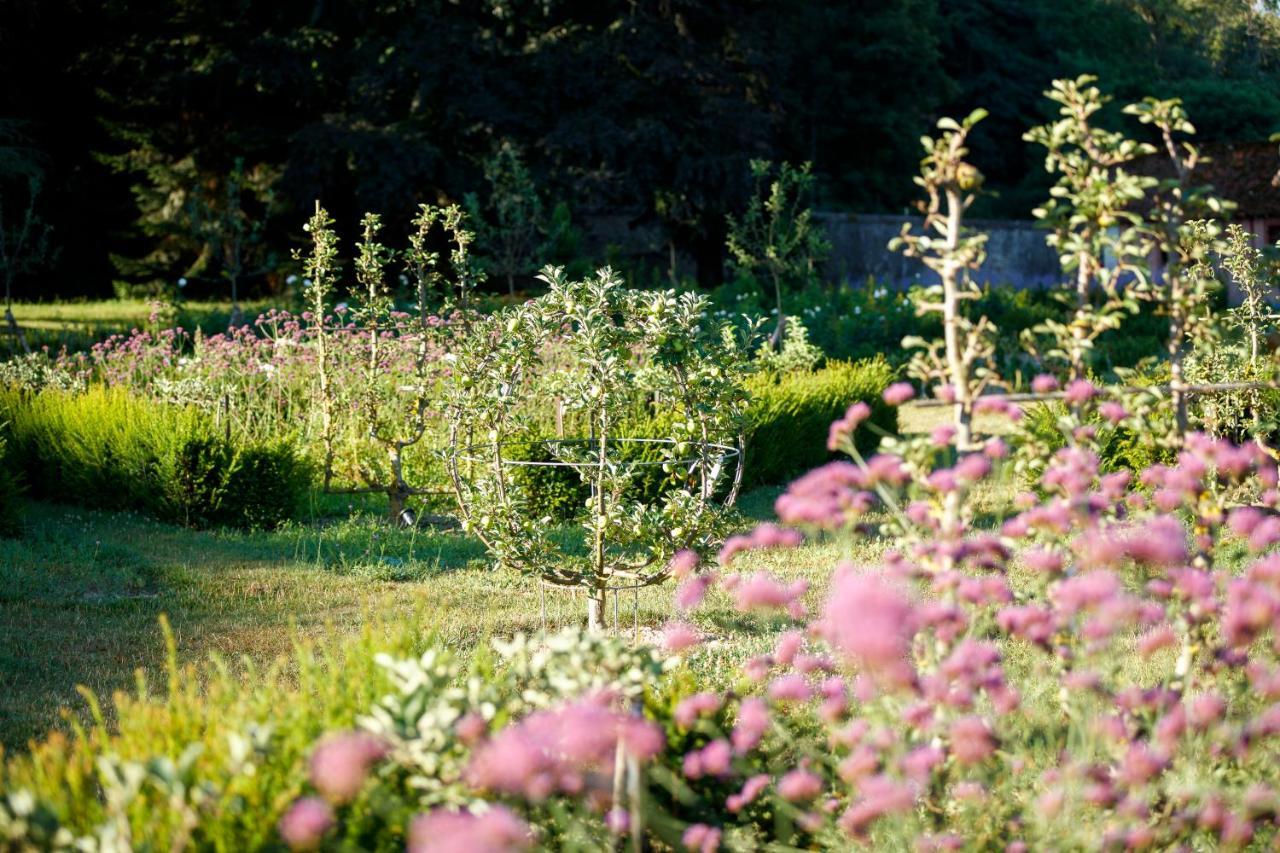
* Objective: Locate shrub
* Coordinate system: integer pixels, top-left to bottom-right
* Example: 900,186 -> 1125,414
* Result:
740,357 -> 897,488
0,430 -> 23,537
0,385 -> 309,529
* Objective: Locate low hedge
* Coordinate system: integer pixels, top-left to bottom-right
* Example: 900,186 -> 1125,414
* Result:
511,357 -> 898,520
0,429 -> 23,537
740,356 -> 897,489
0,385 -> 310,529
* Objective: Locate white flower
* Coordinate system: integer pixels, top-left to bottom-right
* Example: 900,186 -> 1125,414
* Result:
287,274 -> 299,285
177,277 -> 187,288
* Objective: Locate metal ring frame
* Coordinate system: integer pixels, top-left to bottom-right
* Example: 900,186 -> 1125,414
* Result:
451,437 -> 741,470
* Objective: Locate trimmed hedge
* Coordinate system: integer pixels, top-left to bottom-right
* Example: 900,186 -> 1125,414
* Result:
0,385 -> 310,529
0,430 -> 23,537
740,356 -> 897,488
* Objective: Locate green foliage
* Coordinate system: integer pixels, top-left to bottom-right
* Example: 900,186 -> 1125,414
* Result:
740,357 -> 897,488
0,429 -> 23,537
0,386 -> 308,529
503,436 -> 592,524
726,160 -> 829,346
1017,398 -> 1173,482
464,141 -> 573,296
445,268 -> 756,618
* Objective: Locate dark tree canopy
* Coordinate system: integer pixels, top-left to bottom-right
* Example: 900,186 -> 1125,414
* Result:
2,0 -> 1280,297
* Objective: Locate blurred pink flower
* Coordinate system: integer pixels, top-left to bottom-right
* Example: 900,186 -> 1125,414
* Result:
819,568 -> 918,689
278,797 -> 334,851
309,731 -> 387,803
777,767 -> 824,801
949,715 -> 996,765
407,805 -> 533,853
682,823 -> 722,853
663,622 -> 703,653
883,382 -> 915,405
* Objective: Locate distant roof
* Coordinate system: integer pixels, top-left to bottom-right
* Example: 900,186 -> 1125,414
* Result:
1134,140 -> 1280,219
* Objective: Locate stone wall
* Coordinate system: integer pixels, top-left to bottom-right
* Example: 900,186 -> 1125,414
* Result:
577,209 -> 1062,289
815,212 -> 1059,289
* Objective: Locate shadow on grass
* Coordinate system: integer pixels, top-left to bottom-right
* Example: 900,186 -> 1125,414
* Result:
0,501 -> 491,750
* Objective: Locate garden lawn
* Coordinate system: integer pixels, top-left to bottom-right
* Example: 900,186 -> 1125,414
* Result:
6,299 -> 274,352
0,403 -> 1009,753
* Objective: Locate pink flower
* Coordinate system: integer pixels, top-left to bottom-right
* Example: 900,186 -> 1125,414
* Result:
669,549 -> 700,580
900,746 -> 944,782
1031,374 -> 1059,394
726,774 -> 771,812
882,382 -> 915,405
605,808 -> 630,834
1063,379 -> 1098,405
676,574 -> 715,611
777,767 -> 824,801
819,568 -> 918,689
768,674 -> 812,703
827,402 -> 873,450
663,621 -> 703,652
1188,693 -> 1227,729
1138,625 -> 1177,657
675,693 -> 724,728
949,716 -> 996,766
1099,401 -> 1127,424
455,712 -> 488,746
682,823 -> 722,853
774,630 -> 804,666
1118,743 -> 1169,787
407,805 -> 533,853
683,738 -> 732,779
839,775 -> 915,836
733,573 -> 808,613
731,698 -> 770,754
278,797 -> 334,851
309,732 -> 388,802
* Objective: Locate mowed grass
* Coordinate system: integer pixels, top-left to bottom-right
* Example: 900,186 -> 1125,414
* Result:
6,299 -> 275,352
0,402 -> 1005,753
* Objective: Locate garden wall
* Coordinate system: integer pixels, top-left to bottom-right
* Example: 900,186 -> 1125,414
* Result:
815,212 -> 1060,289
577,209 -> 1061,290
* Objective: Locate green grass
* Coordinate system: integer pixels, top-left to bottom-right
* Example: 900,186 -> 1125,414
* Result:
6,299 -> 277,352
0,402 -> 986,752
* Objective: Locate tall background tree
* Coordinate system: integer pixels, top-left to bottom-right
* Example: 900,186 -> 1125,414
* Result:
2,0 -> 1279,300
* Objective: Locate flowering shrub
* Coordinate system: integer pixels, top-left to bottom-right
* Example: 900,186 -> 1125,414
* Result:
308,400 -> 1280,850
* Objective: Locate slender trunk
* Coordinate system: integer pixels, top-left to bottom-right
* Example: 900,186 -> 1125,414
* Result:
507,271 -> 515,298
590,408 -> 608,630
770,268 -> 786,351
941,188 -> 972,452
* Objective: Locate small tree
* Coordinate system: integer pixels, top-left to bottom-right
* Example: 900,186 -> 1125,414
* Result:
465,141 -> 557,297
890,110 -> 995,453
296,202 -> 476,522
445,268 -> 754,630
186,158 -> 278,326
1125,96 -> 1230,439
1021,76 -> 1156,392
726,160 -> 829,350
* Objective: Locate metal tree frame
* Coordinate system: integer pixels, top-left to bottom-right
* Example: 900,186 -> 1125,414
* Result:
445,267 -> 755,630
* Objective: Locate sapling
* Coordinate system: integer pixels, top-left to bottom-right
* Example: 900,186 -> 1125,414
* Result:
891,110 -> 996,455
726,160 -> 829,350
444,268 -> 754,630
1022,76 -> 1155,390
298,202 -> 474,522
1125,96 -> 1230,441
464,140 -> 555,297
